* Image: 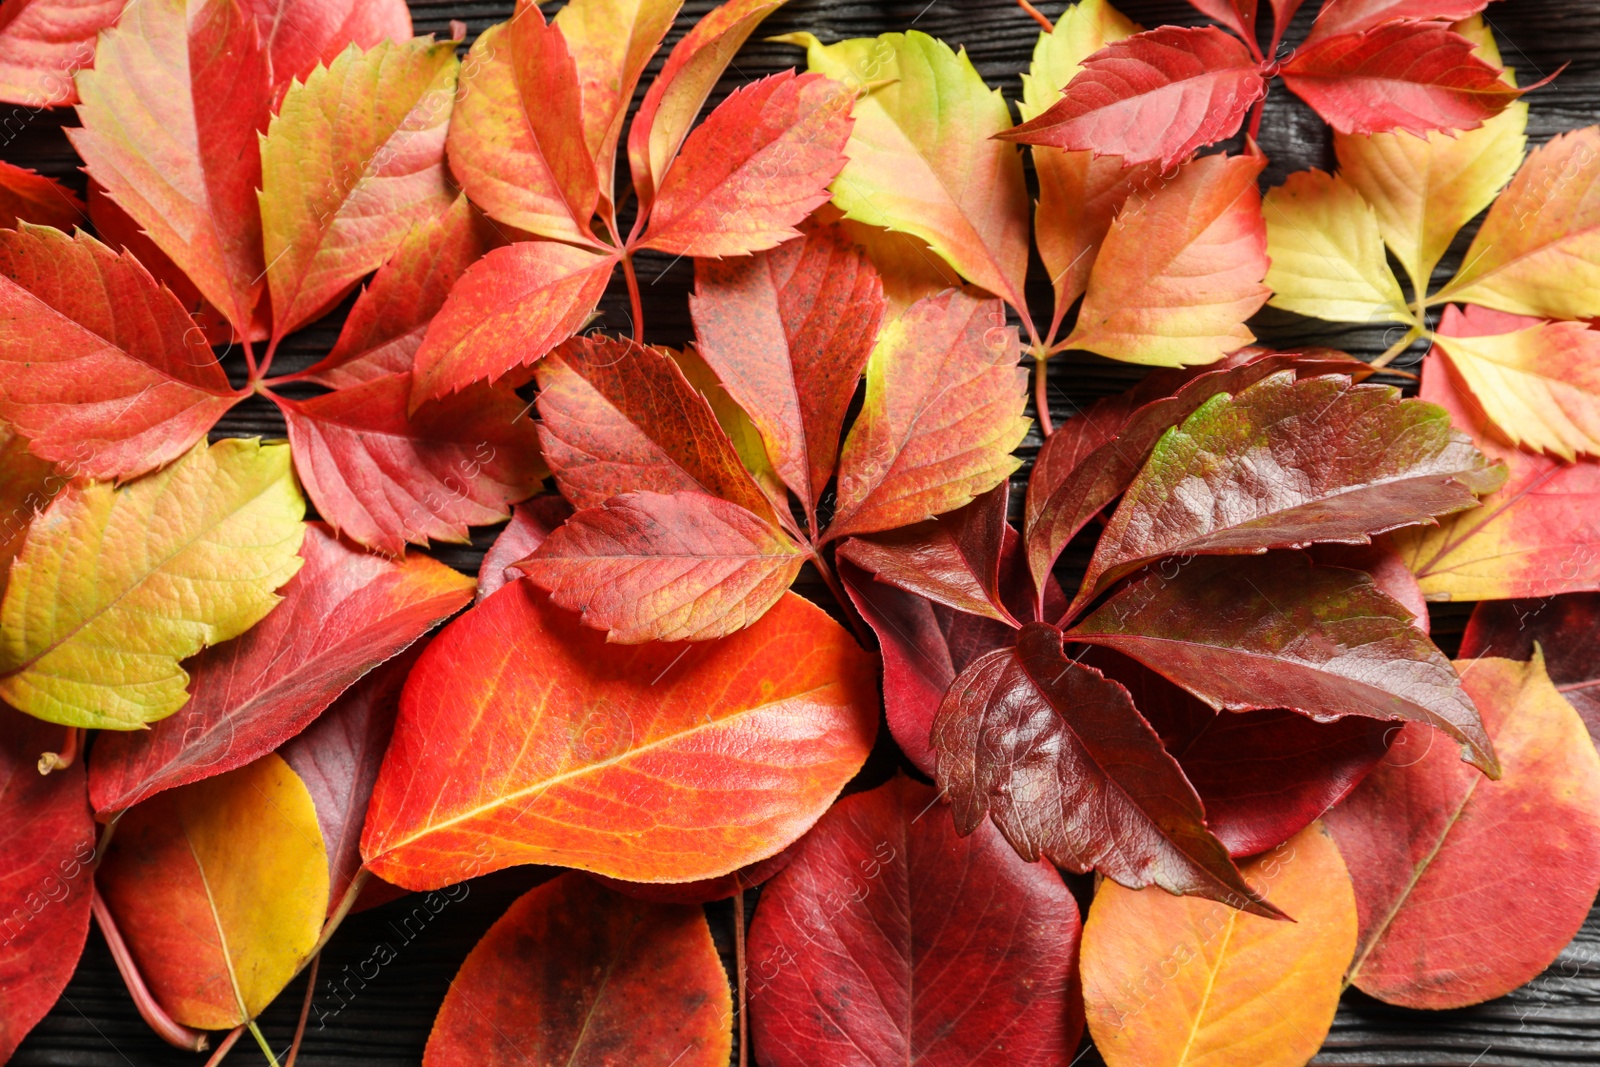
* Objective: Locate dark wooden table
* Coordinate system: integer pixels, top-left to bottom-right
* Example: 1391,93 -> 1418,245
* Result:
12,0 -> 1600,1063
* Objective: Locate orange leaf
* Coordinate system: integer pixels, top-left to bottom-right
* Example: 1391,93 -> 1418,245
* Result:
0,160 -> 82,230
1326,654 -> 1600,1008
360,585 -> 878,889
424,873 -> 731,1067
1081,823 -> 1357,1067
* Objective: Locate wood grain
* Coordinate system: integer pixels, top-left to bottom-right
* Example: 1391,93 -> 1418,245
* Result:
11,1 -> 1600,1063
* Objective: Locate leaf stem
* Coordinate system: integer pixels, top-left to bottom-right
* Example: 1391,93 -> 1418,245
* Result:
91,888 -> 210,1052
37,725 -> 80,774
734,883 -> 748,1067
1016,0 -> 1054,31
1372,326 -> 1423,369
284,953 -> 319,1067
621,252 -> 645,340
255,336 -> 282,382
306,867 -> 371,967
809,548 -> 874,648
241,337 -> 258,381
1247,95 -> 1266,141
1033,350 -> 1055,438
247,1019 -> 283,1067
203,1026 -> 245,1067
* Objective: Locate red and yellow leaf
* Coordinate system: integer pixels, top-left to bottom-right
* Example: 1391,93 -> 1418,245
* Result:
1462,594 -> 1600,746
245,0 -> 411,97
0,424 -> 54,601
0,0 -> 123,107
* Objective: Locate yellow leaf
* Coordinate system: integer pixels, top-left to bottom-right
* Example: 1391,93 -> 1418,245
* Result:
778,30 -> 1031,312
835,216 -> 961,320
96,753 -> 329,1029
1266,168 -> 1414,325
1081,823 -> 1357,1067
1433,320 -> 1600,461
0,439 -> 306,729
1334,17 -> 1526,300
1435,126 -> 1600,319
0,423 -> 55,601
1018,0 -> 1140,120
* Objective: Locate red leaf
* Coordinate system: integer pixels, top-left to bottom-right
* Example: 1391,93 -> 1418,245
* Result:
838,481 -> 1016,624
1033,151 -> 1160,330
245,0 -> 410,97
1188,0 -> 1257,45
999,26 -> 1266,170
592,847 -> 794,905
476,496 -> 573,602
626,0 -> 786,214
932,621 -> 1281,917
0,0 -> 123,107
278,372 -> 545,555
87,523 -> 473,814
304,194 -> 498,389
1268,0 -> 1308,49
1325,654 -> 1600,1007
641,70 -> 851,258
748,775 -> 1085,1067
1307,0 -> 1492,42
423,873 -> 731,1067
0,160 -> 82,230
279,646 -> 417,915
445,1 -> 598,243
1462,594 -> 1600,747
518,490 -> 804,643
1279,22 -> 1523,137
0,225 -> 237,480
0,707 -> 95,1062
1081,646 -> 1393,858
69,0 -> 272,334
408,240 -> 615,406
1068,553 -> 1497,773
1309,538 -> 1430,632
690,221 -> 884,522
361,585 -> 879,888
534,334 -> 778,523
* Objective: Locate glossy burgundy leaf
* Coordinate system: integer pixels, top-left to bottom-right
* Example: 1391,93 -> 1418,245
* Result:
279,646 -> 417,915
1072,370 -> 1504,613
1024,350 -> 1372,605
1280,22 -> 1524,137
748,774 -> 1084,1067
690,221 -> 884,523
1307,0 -> 1493,42
932,621 -> 1281,917
246,0 -> 411,96
0,0 -> 123,107
517,490 -> 804,643
0,225 -> 238,480
641,70 -> 851,258
87,523 -> 473,814
476,496 -> 574,602
424,873 -> 731,1067
0,161 -> 82,230
279,372 -> 545,555
409,240 -> 616,406
999,26 -> 1267,170
837,481 -> 1015,624
1310,539 -> 1429,632
1462,594 -> 1600,746
1069,553 -> 1497,774
0,707 -> 95,1063
534,334 -> 777,522
1080,646 -> 1393,858
591,847 -> 793,906
304,194 -> 498,389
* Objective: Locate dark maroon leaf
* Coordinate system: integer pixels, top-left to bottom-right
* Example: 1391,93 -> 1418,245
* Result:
1462,594 -> 1600,746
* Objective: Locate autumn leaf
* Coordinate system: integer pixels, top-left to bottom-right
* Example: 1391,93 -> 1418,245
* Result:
246,0 -> 412,97
424,873 -> 731,1067
517,491 -> 802,644
361,585 -> 878,889
1462,593 -> 1600,746
1326,653 -> 1600,1008
827,289 -> 1029,541
95,753 -> 328,1030
0,423 -> 56,601
408,239 -> 617,406
1394,325 -> 1600,600
277,372 -> 546,554
592,847 -> 794,906
0,707 -> 95,1064
70,0 -> 272,334
641,71 -> 849,258
1306,0 -> 1494,43
1072,370 -> 1504,609
0,225 -> 239,481
534,334 -> 777,522
476,496 -> 573,602
0,0 -> 123,106
1081,823 -> 1357,1067
259,36 -> 458,338
627,0 -> 787,215
1279,22 -> 1523,137
747,774 -> 1085,1067
1067,553 -> 1498,774
1263,168 -> 1413,324
835,215 -> 962,320
0,160 -> 84,230
932,621 -> 1281,917
781,29 -> 1031,313
1433,126 -> 1600,319
0,439 -> 306,730
87,523 -> 472,813
1063,149 -> 1270,367
1001,26 -> 1266,171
